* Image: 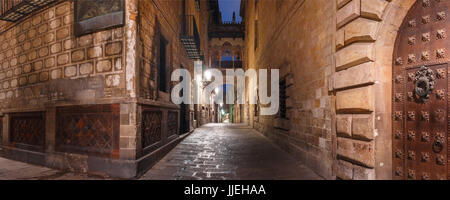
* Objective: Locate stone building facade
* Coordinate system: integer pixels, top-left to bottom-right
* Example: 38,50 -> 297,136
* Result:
241,0 -> 335,179
0,0 -> 215,178
1,0 -> 447,180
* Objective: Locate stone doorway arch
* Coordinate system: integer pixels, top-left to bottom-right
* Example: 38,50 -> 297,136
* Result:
334,0 -> 416,180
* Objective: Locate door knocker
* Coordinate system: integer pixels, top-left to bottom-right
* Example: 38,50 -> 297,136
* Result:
414,66 -> 435,102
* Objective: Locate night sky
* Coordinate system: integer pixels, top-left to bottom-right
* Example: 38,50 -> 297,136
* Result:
219,0 -> 242,22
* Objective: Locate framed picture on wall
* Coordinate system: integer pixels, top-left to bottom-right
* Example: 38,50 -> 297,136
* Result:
74,0 -> 125,37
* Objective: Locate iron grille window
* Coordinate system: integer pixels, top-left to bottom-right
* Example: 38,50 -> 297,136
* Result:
0,0 -> 58,22
254,20 -> 258,50
159,35 -> 168,92
279,79 -> 287,119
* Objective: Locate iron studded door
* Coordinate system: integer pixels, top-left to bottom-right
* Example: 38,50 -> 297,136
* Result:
393,0 -> 450,180
396,64 -> 448,180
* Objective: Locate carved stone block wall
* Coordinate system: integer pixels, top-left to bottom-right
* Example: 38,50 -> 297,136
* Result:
9,112 -> 45,152
0,1 -> 126,111
242,0 -> 334,179
56,104 -> 120,158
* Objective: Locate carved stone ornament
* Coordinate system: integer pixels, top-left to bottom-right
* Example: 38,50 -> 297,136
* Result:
414,66 -> 435,102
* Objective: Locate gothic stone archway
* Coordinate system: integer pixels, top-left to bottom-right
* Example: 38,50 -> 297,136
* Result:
392,0 -> 450,180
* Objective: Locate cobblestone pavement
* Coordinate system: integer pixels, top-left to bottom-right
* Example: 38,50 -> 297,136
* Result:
140,123 -> 322,180
0,157 -> 112,180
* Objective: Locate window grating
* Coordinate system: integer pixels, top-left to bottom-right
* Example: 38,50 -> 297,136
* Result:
279,79 -> 287,119
0,0 -> 58,22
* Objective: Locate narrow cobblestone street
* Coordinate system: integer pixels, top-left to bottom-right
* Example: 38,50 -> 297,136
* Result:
140,124 -> 322,180
0,124 -> 321,180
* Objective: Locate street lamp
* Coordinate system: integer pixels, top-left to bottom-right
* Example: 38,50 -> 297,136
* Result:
204,70 -> 212,81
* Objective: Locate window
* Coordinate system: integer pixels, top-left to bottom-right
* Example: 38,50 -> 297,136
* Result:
279,79 -> 287,119
159,35 -> 168,92
254,20 -> 258,50
254,89 -> 259,117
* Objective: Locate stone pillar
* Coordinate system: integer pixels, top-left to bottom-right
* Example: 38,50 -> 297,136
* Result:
120,103 -> 138,160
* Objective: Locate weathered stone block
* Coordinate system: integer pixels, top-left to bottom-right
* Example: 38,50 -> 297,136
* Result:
105,42 -> 123,56
55,3 -> 70,16
57,53 -> 69,65
352,114 -> 374,140
353,164 -> 375,180
88,46 -> 103,59
337,137 -> 375,168
71,50 -> 85,62
335,43 -> 374,71
96,60 -> 112,73
344,18 -> 379,44
336,86 -> 374,113
39,71 -> 49,82
337,0 -> 360,28
50,68 -> 62,80
336,159 -> 353,180
50,43 -> 62,54
106,74 -> 121,87
56,27 -> 70,40
34,61 -> 43,71
78,35 -> 93,47
334,62 -> 375,89
336,114 -> 352,137
28,74 -> 38,84
79,62 -> 93,75
361,0 -> 388,21
64,66 -> 77,77
45,57 -> 56,68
